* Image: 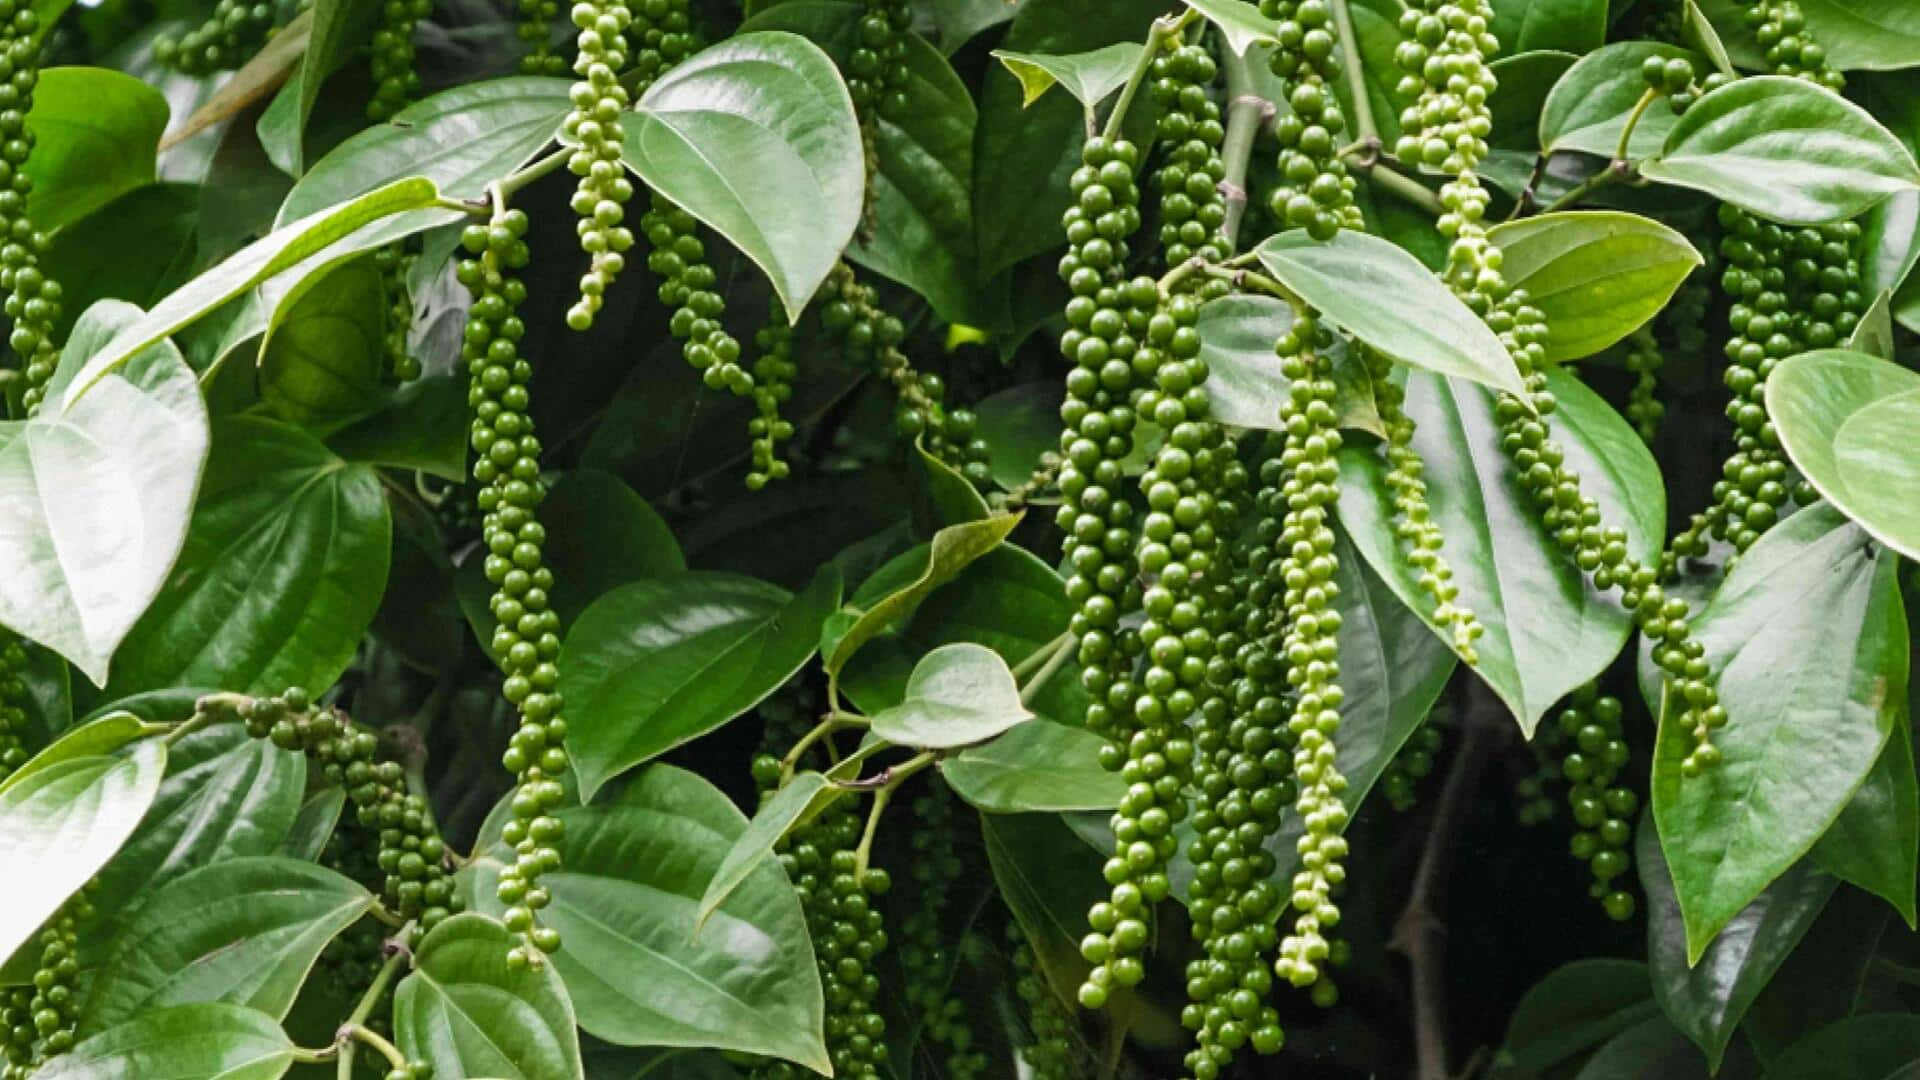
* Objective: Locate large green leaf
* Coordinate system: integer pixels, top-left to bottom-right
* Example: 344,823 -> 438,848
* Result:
1338,368 -> 1662,734
35,1003 -> 294,1080
1489,51 -> 1578,153
80,856 -> 372,1032
257,254 -> 386,431
1650,504 -> 1905,962
1698,0 -> 1920,73
394,914 -> 585,1080
1811,715 -> 1918,925
1194,293 -> 1382,436
101,417 -> 391,701
1253,230 -> 1528,399
1486,211 -> 1703,362
1639,821 -> 1837,1069
467,765 -> 826,1072
561,568 -> 839,799
0,736 -> 165,968
1640,76 -> 1920,226
0,300 -> 207,685
25,67 -> 169,232
942,721 -> 1125,813
1489,0 -> 1606,54
44,184 -> 200,341
822,513 -> 1021,677
1769,349 -> 1920,562
1489,959 -> 1659,1076
1538,42 -> 1694,160
992,42 -> 1145,106
622,32 -> 864,321
63,177 -> 444,407
869,642 -> 1032,749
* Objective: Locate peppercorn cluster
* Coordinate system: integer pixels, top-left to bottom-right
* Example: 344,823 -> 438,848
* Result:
366,0 -> 431,121
563,0 -> 636,331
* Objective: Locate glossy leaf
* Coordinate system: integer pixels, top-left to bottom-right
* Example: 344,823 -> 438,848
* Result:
34,1002 -> 294,1080
869,643 -> 1032,749
262,0 -> 379,174
562,568 -> 839,799
521,468 -> 687,629
1639,820 -> 1837,1068
822,513 -> 1021,676
1194,293 -> 1383,436
1769,349 -> 1920,561
1641,76 -> 1920,226
1488,0 -> 1605,54
64,177 -> 443,407
0,737 -> 165,968
468,765 -> 827,1072
1698,0 -> 1920,73
44,184 -> 200,340
394,914 -> 585,1080
992,42 -> 1142,106
1539,43 -> 1693,160
258,254 -> 385,431
1683,0 -> 1734,76
1486,211 -> 1703,362
326,370 -> 469,482
1811,716 -> 1918,925
622,32 -> 864,321
1651,504 -> 1905,962
1180,0 -> 1278,55
80,856 -> 372,1032
0,300 -> 207,685
25,67 -> 169,231
0,711 -> 151,798
1253,230 -> 1529,399
101,417 -> 391,701
1488,51 -> 1577,153
1338,368 -> 1662,734
695,771 -> 836,925
942,721 -> 1125,813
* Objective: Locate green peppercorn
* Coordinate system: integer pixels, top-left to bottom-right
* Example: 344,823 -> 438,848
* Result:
1552,686 -> 1638,920
748,305 -> 798,489
0,634 -> 29,782
153,0 -> 278,75
1382,721 -> 1443,812
0,1 -> 62,417
563,0 -> 636,331
517,0 -> 567,75
375,244 -> 423,383
366,0 -> 432,120
1624,324 -> 1664,445
628,0 -> 696,93
1012,923 -> 1080,1078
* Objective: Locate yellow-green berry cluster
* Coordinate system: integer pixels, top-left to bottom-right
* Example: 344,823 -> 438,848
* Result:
1391,0 -> 1498,174
1013,925 -> 1080,1079
153,0 -> 275,74
517,0 -> 566,75
1151,42 -> 1228,268
1738,0 -> 1842,88
1624,324 -> 1663,445
563,0 -> 636,331
643,197 -> 751,394
0,633 -> 27,781
1261,0 -> 1362,240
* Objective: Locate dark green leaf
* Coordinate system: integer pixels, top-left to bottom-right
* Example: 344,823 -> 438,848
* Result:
259,0 -> 379,174
622,32 -> 864,320
562,568 -> 839,799
1338,368 -> 1661,733
1740,884 -> 1893,1060
1769,349 -> 1920,561
1651,504 -> 1905,962
0,300 -> 206,684
823,513 -> 1022,676
1486,211 -> 1703,362
80,856 -> 372,1032
394,913 -> 585,1080
325,369 -> 469,480
1253,230 -> 1529,398
43,184 -> 200,341
258,254 -> 386,431
467,765 -> 827,1072
869,642 -> 1032,749
34,1003 -> 294,1080
1697,0 -> 1920,74
695,771 -> 835,925
101,416 -> 391,700
1571,1015 -> 1721,1079
943,721 -> 1125,813
1641,77 -> 1920,226
1488,51 -> 1577,153
1195,293 -> 1383,436
1489,0 -> 1607,54
1489,959 -> 1659,1076
25,67 -> 169,231
537,469 -> 687,625
1762,1014 -> 1920,1080
991,42 -> 1143,107
277,787 -> 345,861
1539,42 -> 1694,160
1811,715 -> 1918,926
974,382 -> 1063,492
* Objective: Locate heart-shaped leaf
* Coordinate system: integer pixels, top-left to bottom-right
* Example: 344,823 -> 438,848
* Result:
1768,349 -> 1920,562
466,765 -> 827,1072
25,66 -> 169,231
943,720 -> 1126,813
1489,0 -> 1605,53
1651,503 -> 1905,963
0,300 -> 207,685
1338,367 -> 1662,734
1539,42 -> 1694,160
394,914 -> 585,1080
562,567 -> 840,800
622,32 -> 864,321
1641,76 -> 1920,226
992,43 -> 1143,107
1486,211 -> 1703,362
35,1003 -> 295,1080
1253,230 -> 1529,400
870,642 -> 1032,749
80,856 -> 373,1033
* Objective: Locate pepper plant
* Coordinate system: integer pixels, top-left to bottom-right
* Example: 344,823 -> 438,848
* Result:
1,0 -> 1920,1075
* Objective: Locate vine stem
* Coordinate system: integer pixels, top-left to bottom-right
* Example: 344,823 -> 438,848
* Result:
499,145 -> 572,202
1018,635 -> 1076,707
849,750 -> 936,873
780,712 -> 869,782
1219,48 -> 1274,249
344,1024 -> 408,1070
1010,632 -> 1072,682
1390,687 -> 1497,1080
335,929 -> 413,1080
1100,9 -> 1197,145
1329,0 -> 1379,143
1539,158 -> 1634,214
1614,86 -> 1660,165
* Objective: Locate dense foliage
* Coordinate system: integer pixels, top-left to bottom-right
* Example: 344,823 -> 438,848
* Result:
1,0 -> 1919,1076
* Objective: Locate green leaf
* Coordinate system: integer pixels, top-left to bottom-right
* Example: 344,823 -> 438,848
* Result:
63,176 -> 444,408
1181,0 -> 1280,54
1488,51 -> 1578,153
1682,0 -> 1735,76
992,42 -> 1143,107
278,787 -> 345,861
1338,368 -> 1662,734
326,370 -> 470,481
394,914 -> 586,1080
1486,211 -> 1703,362
1651,503 -> 1905,963
1769,349 -> 1920,561
0,300 -> 207,686
80,856 -> 373,1033
84,723 -> 307,954
258,254 -> 386,431
869,643 -> 1032,749
823,513 -> 1022,676
1811,715 -> 1918,925
562,568 -> 839,799
1539,42 -> 1694,160
24,67 -> 169,232
0,711 -> 152,799
1762,1014 -> 1920,1080
527,469 -> 687,628
1740,883 -> 1895,1060
1848,288 -> 1897,359
1863,190 -> 1920,299
1571,1015 -> 1724,1078
101,416 -> 391,701
34,1003 -> 294,1080
1489,0 -> 1606,54
622,32 -> 864,321
43,184 -> 201,341
468,765 -> 827,1073
695,771 -> 836,925
1194,293 -> 1383,436
1698,0 -> 1920,74
1639,820 -> 1837,1069
1253,230 -> 1529,399
1641,76 -> 1920,226
260,0 -> 379,175
0,737 -> 165,969
943,720 -> 1126,813
1491,959 -> 1659,1076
